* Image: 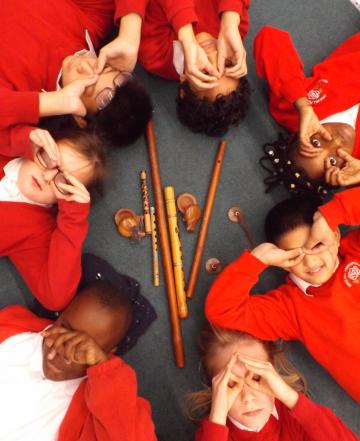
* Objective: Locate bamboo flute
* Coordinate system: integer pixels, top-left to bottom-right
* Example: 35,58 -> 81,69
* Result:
146,121 -> 185,368
140,170 -> 152,234
150,206 -> 160,287
187,140 -> 227,298
164,186 -> 188,319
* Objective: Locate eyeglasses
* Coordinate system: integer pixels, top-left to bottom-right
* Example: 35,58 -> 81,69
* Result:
95,71 -> 133,111
36,148 -> 70,195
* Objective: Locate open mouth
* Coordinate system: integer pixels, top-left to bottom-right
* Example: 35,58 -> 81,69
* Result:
32,176 -> 42,191
307,265 -> 324,276
242,409 -> 263,417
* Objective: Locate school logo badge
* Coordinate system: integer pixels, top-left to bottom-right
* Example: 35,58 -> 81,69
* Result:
307,79 -> 328,104
343,262 -> 360,287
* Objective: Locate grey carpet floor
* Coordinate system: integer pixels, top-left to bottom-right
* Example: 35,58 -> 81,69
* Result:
0,1 -> 359,439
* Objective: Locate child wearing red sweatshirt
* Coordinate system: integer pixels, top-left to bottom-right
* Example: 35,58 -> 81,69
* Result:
0,128 -> 105,311
255,26 -> 360,197
205,186 -> 360,403
0,279 -> 157,441
188,325 -> 358,441
136,0 -> 251,136
0,0 -> 152,154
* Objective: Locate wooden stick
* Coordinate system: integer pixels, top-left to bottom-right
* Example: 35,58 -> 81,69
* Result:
164,186 -> 188,319
150,206 -> 160,287
146,121 -> 185,368
140,170 -> 152,234
187,140 -> 227,298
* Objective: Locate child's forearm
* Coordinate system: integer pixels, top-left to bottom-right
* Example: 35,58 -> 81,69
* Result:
320,186 -> 360,230
118,12 -> 142,48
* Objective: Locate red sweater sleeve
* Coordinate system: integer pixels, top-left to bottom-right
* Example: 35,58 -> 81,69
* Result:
319,186 -> 360,231
195,419 -> 229,441
9,200 -> 89,311
0,81 -> 39,158
254,26 -> 308,104
78,357 -> 157,441
289,394 -> 359,441
159,0 -> 198,33
217,0 -> 250,16
205,251 -> 299,341
115,0 -> 149,21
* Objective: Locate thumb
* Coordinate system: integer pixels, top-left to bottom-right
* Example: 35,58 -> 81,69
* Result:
318,124 -> 332,141
285,247 -> 304,261
76,74 -> 99,90
204,59 -> 220,79
217,52 -> 226,76
337,148 -> 354,163
95,52 -> 106,74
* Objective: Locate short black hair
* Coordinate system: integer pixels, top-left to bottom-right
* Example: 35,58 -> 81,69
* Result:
79,280 -> 133,344
90,78 -> 153,147
39,78 -> 153,148
176,77 -> 250,137
259,133 -> 332,199
265,195 -> 322,244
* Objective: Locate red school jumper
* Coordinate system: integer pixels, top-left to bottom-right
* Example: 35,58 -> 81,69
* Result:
205,186 -> 360,403
0,0 -> 125,158
0,305 -> 157,441
0,155 -> 89,311
195,395 -> 359,441
253,26 -> 360,158
135,0 -> 250,80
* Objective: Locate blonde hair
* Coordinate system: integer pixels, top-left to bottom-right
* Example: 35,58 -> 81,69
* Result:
185,324 -> 307,421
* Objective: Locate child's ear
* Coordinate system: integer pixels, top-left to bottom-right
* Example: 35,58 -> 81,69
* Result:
73,115 -> 88,128
333,227 -> 341,246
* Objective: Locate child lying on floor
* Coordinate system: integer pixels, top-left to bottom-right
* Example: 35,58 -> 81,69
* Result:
0,128 -> 105,310
255,26 -> 360,197
206,186 -> 360,402
188,325 -> 359,440
0,279 -> 157,441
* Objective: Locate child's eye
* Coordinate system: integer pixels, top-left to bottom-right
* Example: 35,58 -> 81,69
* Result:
311,138 -> 321,148
328,156 -> 337,166
252,374 -> 261,382
312,242 -> 323,250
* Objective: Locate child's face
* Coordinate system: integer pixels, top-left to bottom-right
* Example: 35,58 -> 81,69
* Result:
277,224 -> 340,284
187,32 -> 239,101
293,123 -> 355,180
61,55 -> 122,114
211,340 -> 275,429
42,293 -> 124,381
17,141 -> 93,205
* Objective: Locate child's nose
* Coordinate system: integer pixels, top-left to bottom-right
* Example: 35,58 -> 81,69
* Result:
42,169 -> 58,183
240,384 -> 256,403
303,253 -> 320,269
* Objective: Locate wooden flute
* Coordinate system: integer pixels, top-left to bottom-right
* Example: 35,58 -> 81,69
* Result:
164,186 -> 188,319
150,206 -> 160,287
140,170 -> 152,234
146,120 -> 185,368
187,140 -> 227,298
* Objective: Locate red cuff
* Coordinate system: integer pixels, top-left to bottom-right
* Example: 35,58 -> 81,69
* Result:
234,250 -> 268,275
280,77 -> 308,105
57,199 -> 90,218
217,0 -> 246,15
171,8 -> 198,33
115,0 -> 148,21
87,355 -> 125,377
10,125 -> 36,159
198,419 -> 229,441
289,393 -> 320,428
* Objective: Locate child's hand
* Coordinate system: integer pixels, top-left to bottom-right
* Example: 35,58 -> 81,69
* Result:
30,129 -> 60,166
304,211 -> 335,253
325,149 -> 360,187
251,243 -> 304,269
52,173 -> 90,204
217,12 -> 247,78
239,354 -> 299,410
209,354 -> 244,425
178,24 -> 220,90
59,75 -> 98,117
295,98 -> 332,157
42,326 -> 108,366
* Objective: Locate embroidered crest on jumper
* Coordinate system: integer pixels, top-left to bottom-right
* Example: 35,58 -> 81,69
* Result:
343,261 -> 360,287
307,79 -> 328,104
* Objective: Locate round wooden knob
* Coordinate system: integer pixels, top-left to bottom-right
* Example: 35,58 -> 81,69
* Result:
205,258 -> 223,274
228,206 -> 243,223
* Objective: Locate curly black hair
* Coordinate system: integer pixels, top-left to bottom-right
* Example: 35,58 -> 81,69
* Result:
259,133 -> 332,199
176,77 -> 250,137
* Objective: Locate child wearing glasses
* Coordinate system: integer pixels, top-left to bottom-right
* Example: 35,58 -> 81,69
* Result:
0,0 -> 152,157
0,128 -> 106,310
